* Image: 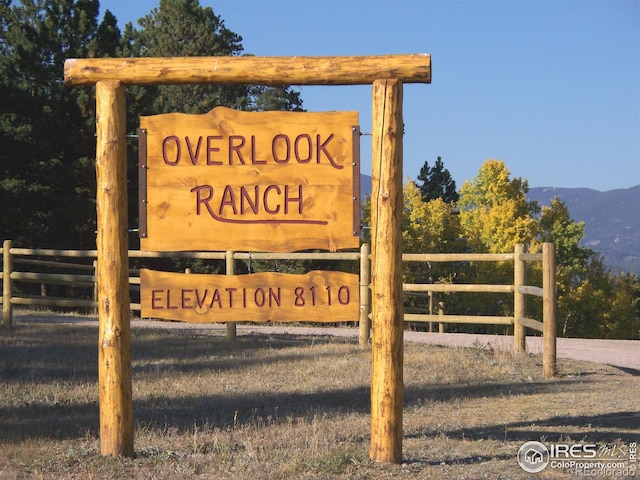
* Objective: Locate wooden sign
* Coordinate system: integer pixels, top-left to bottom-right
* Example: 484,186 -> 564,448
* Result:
139,107 -> 360,252
140,268 -> 360,323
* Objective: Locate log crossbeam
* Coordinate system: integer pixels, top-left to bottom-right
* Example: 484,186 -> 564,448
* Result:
64,54 -> 431,87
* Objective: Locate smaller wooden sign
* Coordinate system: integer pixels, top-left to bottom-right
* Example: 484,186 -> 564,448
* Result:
141,268 -> 360,323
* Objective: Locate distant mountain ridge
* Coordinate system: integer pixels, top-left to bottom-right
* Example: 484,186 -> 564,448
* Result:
527,185 -> 640,275
360,175 -> 639,275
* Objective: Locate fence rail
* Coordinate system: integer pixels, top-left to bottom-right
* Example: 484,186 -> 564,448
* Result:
1,239 -> 557,375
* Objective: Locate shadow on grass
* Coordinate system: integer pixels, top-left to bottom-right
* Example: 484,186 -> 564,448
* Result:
2,388 -> 634,446
0,324 -> 353,384
129,379 -> 591,430
0,321 -> 632,449
0,378 -> 592,444
610,365 -> 640,376
406,410 -> 640,444
402,453 -> 515,467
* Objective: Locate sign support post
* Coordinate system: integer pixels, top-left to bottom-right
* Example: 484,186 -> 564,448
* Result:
369,79 -> 404,463
65,54 -> 430,462
95,80 -> 134,457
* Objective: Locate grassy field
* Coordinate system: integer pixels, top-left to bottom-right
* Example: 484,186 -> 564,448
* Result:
1,317 -> 638,479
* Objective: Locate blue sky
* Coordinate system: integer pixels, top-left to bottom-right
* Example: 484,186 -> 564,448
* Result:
101,0 -> 639,191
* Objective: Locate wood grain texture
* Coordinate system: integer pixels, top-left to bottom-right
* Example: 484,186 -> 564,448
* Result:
141,269 -> 359,323
543,243 -> 557,378
65,54 -> 431,86
95,81 -> 134,457
369,79 -> 404,464
139,107 -> 359,252
3,240 -> 12,328
513,244 -> 526,352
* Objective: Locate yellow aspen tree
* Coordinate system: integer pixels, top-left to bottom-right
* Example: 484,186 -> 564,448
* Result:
402,181 -> 463,285
403,181 -> 462,253
458,159 -> 539,253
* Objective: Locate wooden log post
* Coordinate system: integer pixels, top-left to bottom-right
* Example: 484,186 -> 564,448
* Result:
359,242 -> 371,348
95,81 -> 134,457
225,250 -> 237,341
513,243 -> 526,353
542,242 -> 557,378
370,79 -> 404,464
3,240 -> 12,328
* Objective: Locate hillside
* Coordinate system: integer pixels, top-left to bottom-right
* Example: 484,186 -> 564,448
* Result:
528,185 -> 640,275
360,175 -> 639,275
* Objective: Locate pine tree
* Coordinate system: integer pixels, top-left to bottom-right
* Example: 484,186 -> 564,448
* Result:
0,0 -> 121,248
416,156 -> 459,203
124,0 -> 303,115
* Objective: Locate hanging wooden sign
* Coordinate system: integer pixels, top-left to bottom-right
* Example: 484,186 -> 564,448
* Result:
139,107 -> 360,252
140,268 -> 360,323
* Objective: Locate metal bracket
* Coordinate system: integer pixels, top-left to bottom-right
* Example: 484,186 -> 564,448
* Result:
138,128 -> 148,238
352,125 -> 362,237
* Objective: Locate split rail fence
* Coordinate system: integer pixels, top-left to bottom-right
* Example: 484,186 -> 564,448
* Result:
1,239 -> 556,374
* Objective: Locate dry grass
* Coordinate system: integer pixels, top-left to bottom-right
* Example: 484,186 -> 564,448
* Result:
1,317 -> 638,479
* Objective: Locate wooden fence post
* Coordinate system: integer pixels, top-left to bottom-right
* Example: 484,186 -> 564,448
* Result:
92,259 -> 98,316
225,250 -> 237,341
428,292 -> 433,332
543,242 -> 557,378
359,242 -> 371,348
370,78 -> 404,464
95,80 -> 134,457
3,240 -> 12,328
438,302 -> 445,333
513,243 -> 526,353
